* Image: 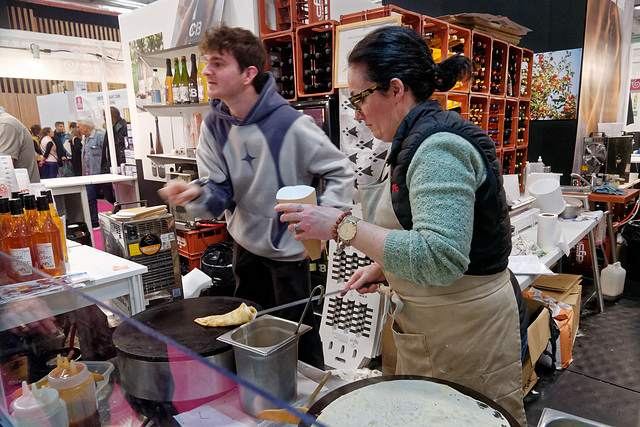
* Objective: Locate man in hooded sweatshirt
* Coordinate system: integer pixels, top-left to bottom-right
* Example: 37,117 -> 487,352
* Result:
159,25 -> 355,369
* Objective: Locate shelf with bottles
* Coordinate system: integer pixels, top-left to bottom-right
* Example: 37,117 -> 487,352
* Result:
421,16 -> 448,64
339,5 -> 421,32
140,43 -> 200,69
517,100 -> 530,147
489,39 -> 508,97
446,93 -> 469,120
514,147 -> 527,191
520,48 -> 533,99
488,98 -> 505,148
445,23 -> 471,93
470,33 -> 492,94
263,31 -> 297,101
503,99 -> 518,149
501,147 -> 516,175
296,20 -> 336,98
143,103 -> 211,117
506,45 -> 522,99
469,95 -> 489,132
258,0 -> 329,36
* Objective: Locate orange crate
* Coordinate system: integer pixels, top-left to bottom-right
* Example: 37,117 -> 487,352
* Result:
258,0 -> 329,36
446,93 -> 469,119
447,23 -> 471,92
471,32 -> 492,94
520,48 -> 533,99
503,99 -> 518,148
469,94 -> 489,131
180,253 -> 201,273
263,32 -> 298,101
490,39 -> 508,96
507,45 -> 522,98
295,20 -> 337,98
176,225 -> 228,258
421,16 -> 448,63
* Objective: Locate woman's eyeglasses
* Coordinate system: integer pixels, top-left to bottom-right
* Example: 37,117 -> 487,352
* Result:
348,84 -> 379,114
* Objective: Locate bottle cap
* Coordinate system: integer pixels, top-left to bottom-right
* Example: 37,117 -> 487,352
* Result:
36,196 -> 50,212
9,198 -> 23,215
42,189 -> 54,205
11,381 -> 68,422
48,359 -> 92,390
0,198 -> 9,214
23,194 -> 37,211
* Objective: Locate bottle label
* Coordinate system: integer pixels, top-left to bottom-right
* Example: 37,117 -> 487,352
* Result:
37,243 -> 56,269
189,87 -> 198,101
180,86 -> 189,103
173,89 -> 181,104
150,89 -> 162,104
198,84 -> 205,102
9,247 -> 33,276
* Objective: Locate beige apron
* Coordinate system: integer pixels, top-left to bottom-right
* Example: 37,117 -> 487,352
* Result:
361,167 -> 527,426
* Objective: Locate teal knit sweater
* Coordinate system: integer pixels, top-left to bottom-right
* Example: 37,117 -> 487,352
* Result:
383,132 -> 487,287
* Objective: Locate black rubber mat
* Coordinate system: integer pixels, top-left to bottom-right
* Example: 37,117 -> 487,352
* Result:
569,298 -> 640,393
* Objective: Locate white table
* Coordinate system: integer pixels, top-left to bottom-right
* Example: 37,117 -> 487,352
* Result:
0,243 -> 147,331
41,174 -> 140,246
512,216 -> 604,312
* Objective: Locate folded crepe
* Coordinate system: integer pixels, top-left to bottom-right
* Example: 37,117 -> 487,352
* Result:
194,302 -> 257,327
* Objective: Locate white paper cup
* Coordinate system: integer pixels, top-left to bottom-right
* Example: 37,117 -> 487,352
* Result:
529,178 -> 566,215
276,185 -> 322,260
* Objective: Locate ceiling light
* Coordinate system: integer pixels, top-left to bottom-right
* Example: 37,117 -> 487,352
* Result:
30,43 -> 40,60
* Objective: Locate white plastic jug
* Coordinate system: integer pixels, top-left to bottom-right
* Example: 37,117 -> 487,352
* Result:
601,261 -> 626,298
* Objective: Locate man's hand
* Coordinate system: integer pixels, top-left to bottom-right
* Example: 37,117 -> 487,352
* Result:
158,180 -> 202,204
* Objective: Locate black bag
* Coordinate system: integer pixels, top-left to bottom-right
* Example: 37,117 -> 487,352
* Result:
200,241 -> 235,296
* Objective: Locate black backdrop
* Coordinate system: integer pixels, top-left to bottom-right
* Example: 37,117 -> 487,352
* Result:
382,0 -> 589,184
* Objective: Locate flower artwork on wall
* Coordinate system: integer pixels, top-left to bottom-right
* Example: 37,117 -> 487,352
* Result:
531,48 -> 582,120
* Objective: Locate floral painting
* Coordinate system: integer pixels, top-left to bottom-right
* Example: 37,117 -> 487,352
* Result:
531,48 -> 582,120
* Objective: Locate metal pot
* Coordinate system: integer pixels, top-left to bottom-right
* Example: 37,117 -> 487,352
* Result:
561,197 -> 585,219
112,297 -> 261,402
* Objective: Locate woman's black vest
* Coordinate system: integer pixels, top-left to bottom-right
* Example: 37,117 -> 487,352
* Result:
387,100 -> 512,276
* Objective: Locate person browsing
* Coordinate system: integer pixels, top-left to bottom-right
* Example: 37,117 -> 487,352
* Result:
275,26 -> 528,425
158,25 -> 355,369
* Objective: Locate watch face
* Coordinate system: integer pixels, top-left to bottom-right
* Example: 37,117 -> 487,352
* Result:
339,221 -> 357,241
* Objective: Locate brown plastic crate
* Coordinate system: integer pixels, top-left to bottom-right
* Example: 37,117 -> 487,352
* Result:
517,100 -> 530,147
179,253 -> 201,273
447,23 -> 471,92
488,97 -> 505,148
258,0 -> 330,36
515,147 -> 528,191
520,48 -> 533,99
502,147 -> 516,175
471,32 -> 492,94
469,95 -> 489,132
490,39 -> 508,97
263,31 -> 298,101
295,20 -> 337,98
507,45 -> 522,98
339,10 -> 366,25
503,99 -> 518,148
421,16 -> 448,63
176,225 -> 228,258
447,93 -> 469,119
366,5 -> 422,33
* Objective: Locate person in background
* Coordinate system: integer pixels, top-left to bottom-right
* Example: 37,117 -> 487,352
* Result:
275,26 -> 527,425
69,122 -> 83,177
158,25 -> 355,369
39,127 -> 59,179
63,122 -> 76,161
97,107 -> 128,204
52,121 -> 69,160
0,106 -> 39,183
76,116 -> 105,229
30,124 -> 43,166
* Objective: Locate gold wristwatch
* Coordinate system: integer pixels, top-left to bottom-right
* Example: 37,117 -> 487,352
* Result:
337,215 -> 360,247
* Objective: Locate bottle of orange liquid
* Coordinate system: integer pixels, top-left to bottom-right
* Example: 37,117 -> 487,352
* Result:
0,198 -> 10,240
43,190 -> 67,262
23,194 -> 38,231
4,198 -> 38,281
34,196 -> 66,276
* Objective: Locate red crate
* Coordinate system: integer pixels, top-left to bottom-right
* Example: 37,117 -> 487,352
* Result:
488,97 -> 505,148
421,16 -> 448,63
447,23 -> 471,92
176,225 -> 228,258
469,94 -> 489,131
507,45 -> 522,98
258,0 -> 329,36
471,32 -> 492,94
366,6 -> 422,33
490,39 -> 508,97
263,32 -> 298,101
295,20 -> 337,98
501,147 -> 516,175
517,100 -> 530,147
515,147 -> 528,192
503,99 -> 518,148
520,48 -> 533,99
180,253 -> 202,273
446,93 -> 469,119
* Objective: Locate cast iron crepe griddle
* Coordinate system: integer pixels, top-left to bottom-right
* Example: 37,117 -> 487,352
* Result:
299,375 -> 518,427
112,297 -> 262,362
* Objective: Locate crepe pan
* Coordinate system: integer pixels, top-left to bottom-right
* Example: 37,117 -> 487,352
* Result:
299,375 -> 519,427
112,296 -> 262,401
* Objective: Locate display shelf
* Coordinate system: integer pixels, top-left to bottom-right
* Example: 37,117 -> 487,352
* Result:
148,154 -> 197,165
421,16 -> 448,63
488,97 -> 505,148
517,100 -> 530,147
143,103 -> 210,117
471,32 -> 491,94
141,43 -> 200,69
520,48 -> 533,99
263,31 -> 298,101
296,20 -> 336,98
507,45 -> 522,98
490,39 -> 508,96
503,99 -> 518,148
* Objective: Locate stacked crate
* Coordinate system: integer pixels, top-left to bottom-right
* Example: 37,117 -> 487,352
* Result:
176,224 -> 228,273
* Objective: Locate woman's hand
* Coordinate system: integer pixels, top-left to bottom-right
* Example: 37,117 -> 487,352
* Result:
158,180 -> 201,204
275,203 -> 343,242
343,263 -> 386,295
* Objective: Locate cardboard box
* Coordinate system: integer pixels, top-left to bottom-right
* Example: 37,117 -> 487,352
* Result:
521,298 -> 551,395
529,274 -> 582,343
